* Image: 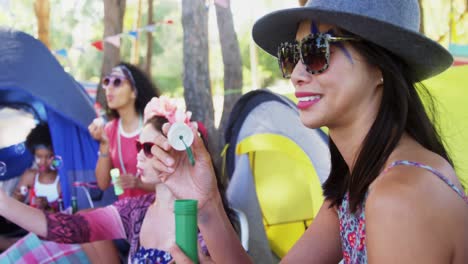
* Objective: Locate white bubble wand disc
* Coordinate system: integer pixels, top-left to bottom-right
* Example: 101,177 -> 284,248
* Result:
167,122 -> 195,165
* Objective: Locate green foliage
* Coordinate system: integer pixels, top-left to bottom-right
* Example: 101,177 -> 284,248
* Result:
0,0 -> 466,96
51,0 -> 104,80
136,0 -> 183,95
238,29 -> 281,89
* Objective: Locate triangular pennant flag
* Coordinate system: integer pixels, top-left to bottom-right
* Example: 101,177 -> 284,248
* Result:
128,31 -> 138,38
91,40 -> 103,51
54,49 -> 68,57
105,35 -> 121,48
72,45 -> 85,53
142,24 -> 156,32
214,0 -> 229,8
204,0 -> 211,9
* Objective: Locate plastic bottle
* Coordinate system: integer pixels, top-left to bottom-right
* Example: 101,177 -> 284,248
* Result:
174,199 -> 199,264
29,188 -> 36,207
71,196 -> 78,214
110,168 -> 124,196
58,198 -> 65,212
19,186 -> 28,196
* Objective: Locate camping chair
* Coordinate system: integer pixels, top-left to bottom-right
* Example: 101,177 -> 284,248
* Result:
224,89 -> 330,262
232,208 -> 249,251
236,133 -> 324,257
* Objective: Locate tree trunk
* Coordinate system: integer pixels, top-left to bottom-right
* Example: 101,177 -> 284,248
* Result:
132,0 -> 143,65
34,0 -> 50,49
145,0 -> 154,76
97,0 -> 126,108
298,0 -> 308,6
418,0 -> 425,34
181,0 -> 217,161
215,0 -> 243,157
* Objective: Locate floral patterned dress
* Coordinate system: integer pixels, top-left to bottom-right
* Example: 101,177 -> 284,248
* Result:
338,160 -> 468,264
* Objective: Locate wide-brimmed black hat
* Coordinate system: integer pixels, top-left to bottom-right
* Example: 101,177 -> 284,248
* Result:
252,0 -> 453,81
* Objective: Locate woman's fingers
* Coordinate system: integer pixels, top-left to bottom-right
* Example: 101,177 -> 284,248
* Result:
153,132 -> 172,151
169,244 -> 194,264
198,242 -> 214,263
162,122 -> 171,136
151,145 -> 175,169
88,120 -> 105,141
191,126 -> 211,162
151,159 -> 174,174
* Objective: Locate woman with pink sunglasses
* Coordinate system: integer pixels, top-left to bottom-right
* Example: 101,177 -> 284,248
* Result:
0,97 -> 236,264
88,62 -> 160,199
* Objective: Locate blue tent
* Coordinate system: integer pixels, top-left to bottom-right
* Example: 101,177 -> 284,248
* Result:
0,28 -> 112,208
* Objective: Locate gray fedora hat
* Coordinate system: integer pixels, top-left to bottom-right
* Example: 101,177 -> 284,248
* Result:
252,0 -> 453,81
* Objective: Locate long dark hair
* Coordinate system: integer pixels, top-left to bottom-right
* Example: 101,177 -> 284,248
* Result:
145,116 -> 239,229
323,37 -> 453,212
108,62 -> 160,119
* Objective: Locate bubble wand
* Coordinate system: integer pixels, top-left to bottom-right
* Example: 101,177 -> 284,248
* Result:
144,96 -> 196,166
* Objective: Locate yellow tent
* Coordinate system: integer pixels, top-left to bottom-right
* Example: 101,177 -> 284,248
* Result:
424,65 -> 468,188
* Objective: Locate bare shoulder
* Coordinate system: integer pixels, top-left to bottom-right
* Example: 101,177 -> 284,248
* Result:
368,155 -> 464,214
365,157 -> 468,263
366,168 -> 422,225
19,169 -> 37,185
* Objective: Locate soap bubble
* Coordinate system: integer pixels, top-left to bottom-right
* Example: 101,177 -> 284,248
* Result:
0,162 -> 6,177
15,143 -> 26,155
49,156 -> 63,170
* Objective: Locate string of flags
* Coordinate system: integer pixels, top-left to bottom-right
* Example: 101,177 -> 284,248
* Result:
53,19 -> 173,58
206,0 -> 229,9
51,0 -> 230,58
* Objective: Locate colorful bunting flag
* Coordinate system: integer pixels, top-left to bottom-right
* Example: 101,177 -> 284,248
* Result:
214,0 -> 229,8
72,45 -> 85,53
91,40 -> 103,51
142,24 -> 156,32
105,35 -> 121,48
128,31 -> 139,39
52,20 -> 173,55
54,49 -> 68,57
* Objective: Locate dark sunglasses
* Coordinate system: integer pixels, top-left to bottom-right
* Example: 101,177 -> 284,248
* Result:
102,75 -> 128,89
136,140 -> 155,158
277,33 -> 359,78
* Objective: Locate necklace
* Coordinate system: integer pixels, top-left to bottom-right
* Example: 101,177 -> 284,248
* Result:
117,115 -> 143,175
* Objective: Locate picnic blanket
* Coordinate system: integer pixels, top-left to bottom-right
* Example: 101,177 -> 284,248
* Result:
0,233 -> 90,264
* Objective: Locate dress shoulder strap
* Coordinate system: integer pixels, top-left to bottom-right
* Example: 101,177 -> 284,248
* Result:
386,160 -> 468,204
34,172 -> 40,185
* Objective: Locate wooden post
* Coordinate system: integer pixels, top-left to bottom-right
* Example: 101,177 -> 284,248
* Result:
34,0 -> 50,48
145,0 -> 154,75
132,0 -> 143,65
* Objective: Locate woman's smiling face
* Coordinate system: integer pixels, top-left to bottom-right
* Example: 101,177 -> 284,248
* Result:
291,21 -> 383,130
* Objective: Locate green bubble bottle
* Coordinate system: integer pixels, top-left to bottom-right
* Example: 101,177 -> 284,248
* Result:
174,199 -> 199,264
110,168 -> 124,196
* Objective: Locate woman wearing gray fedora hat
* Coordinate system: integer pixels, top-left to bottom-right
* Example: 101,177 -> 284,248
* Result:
153,0 -> 468,263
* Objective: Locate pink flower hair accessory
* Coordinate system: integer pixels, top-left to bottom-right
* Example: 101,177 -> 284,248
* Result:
144,96 -> 193,127
144,96 -> 196,165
